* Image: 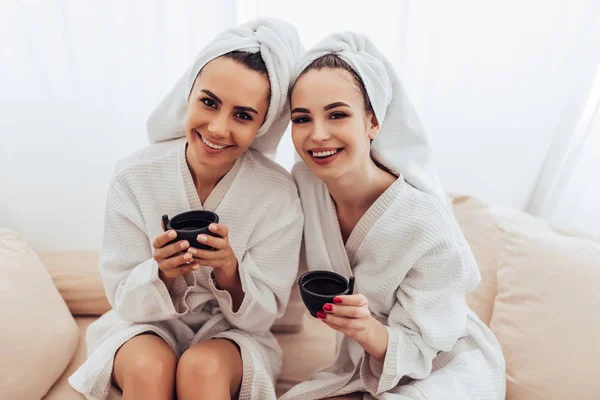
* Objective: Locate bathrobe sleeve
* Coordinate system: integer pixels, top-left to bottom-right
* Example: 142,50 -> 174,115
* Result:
208,190 -> 304,334
360,235 -> 473,395
99,179 -> 196,322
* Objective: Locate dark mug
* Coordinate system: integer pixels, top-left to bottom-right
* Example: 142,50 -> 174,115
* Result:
162,210 -> 219,251
298,270 -> 355,317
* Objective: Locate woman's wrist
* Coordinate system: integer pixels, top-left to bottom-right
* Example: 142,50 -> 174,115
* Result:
212,259 -> 245,311
158,269 -> 176,292
357,316 -> 389,364
212,257 -> 240,288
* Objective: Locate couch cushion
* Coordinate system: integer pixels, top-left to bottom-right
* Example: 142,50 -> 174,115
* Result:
43,314 -> 335,399
452,196 -> 600,400
490,208 -> 600,400
43,317 -> 94,400
276,314 -> 336,396
38,251 -> 306,333
0,228 -> 79,400
37,252 -> 110,316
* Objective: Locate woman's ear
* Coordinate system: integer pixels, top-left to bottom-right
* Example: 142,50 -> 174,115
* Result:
367,113 -> 380,140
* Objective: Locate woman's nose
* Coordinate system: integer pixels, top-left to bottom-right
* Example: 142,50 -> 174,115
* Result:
207,113 -> 229,138
310,121 -> 331,143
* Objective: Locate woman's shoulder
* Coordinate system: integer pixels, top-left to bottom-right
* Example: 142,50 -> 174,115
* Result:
243,150 -> 299,198
290,161 -> 323,196
290,161 -> 312,183
389,179 -> 462,250
111,139 -> 184,186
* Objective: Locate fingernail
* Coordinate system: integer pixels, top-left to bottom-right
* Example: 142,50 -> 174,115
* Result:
168,231 -> 176,238
192,264 -> 199,270
180,241 -> 189,249
197,235 -> 207,243
323,304 -> 333,312
188,248 -> 198,255
316,311 -> 327,320
184,253 -> 192,260
209,224 -> 217,231
333,297 -> 342,304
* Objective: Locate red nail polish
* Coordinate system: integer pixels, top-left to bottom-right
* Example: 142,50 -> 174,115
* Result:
323,304 -> 333,312
333,297 -> 342,304
316,311 -> 326,319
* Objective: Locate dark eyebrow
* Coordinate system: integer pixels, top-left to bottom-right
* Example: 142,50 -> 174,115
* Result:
200,89 -> 222,105
234,106 -> 258,115
324,102 -> 350,111
291,107 -> 310,114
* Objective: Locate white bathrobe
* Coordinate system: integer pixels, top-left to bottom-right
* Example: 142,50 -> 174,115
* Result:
69,139 -> 303,400
280,164 -> 505,400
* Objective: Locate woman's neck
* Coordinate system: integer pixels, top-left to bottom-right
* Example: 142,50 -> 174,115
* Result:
325,159 -> 396,216
186,145 -> 235,196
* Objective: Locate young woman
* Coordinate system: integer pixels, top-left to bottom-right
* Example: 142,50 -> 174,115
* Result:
69,19 -> 304,400
281,32 -> 505,400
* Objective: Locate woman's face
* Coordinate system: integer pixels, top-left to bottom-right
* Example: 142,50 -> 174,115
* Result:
185,57 -> 269,169
291,67 -> 378,181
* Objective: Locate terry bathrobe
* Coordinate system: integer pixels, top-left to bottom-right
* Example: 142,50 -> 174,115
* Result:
280,33 -> 506,400
69,19 -> 304,400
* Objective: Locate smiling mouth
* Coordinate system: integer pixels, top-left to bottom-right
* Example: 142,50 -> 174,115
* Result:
196,130 -> 232,150
308,148 -> 344,159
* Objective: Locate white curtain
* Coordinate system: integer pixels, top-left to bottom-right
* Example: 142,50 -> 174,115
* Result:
550,99 -> 600,236
526,62 -> 600,235
1,0 -> 599,251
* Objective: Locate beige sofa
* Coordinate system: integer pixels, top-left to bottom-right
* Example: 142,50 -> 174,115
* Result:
1,196 -> 599,400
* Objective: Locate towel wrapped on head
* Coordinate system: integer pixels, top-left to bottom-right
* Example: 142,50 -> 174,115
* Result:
293,32 -> 448,206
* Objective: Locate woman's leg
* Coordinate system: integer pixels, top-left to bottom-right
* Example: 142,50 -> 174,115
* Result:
113,333 -> 177,400
176,338 -> 243,400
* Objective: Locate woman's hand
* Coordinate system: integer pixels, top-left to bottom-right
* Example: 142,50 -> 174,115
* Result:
193,223 -> 245,310
192,223 -> 239,278
152,229 -> 199,290
317,294 -> 372,340
318,294 -> 389,363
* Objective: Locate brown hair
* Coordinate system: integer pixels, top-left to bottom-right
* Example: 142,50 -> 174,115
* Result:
298,54 -> 373,113
222,51 -> 268,76
222,51 -> 271,106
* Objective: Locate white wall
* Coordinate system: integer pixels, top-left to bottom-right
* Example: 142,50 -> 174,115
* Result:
1,0 -> 599,251
0,1 -> 235,251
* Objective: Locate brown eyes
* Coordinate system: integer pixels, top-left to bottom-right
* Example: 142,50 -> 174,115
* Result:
292,112 -> 348,124
292,116 -> 310,124
235,112 -> 252,121
200,98 -> 253,122
329,112 -> 348,119
201,98 -> 217,108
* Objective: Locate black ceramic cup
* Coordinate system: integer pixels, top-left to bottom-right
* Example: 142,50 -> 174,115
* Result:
162,211 -> 219,251
298,270 -> 355,317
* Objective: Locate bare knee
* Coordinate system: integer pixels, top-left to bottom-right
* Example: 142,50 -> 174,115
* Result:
113,334 -> 177,390
129,350 -> 176,384
176,339 -> 242,397
177,343 -> 227,381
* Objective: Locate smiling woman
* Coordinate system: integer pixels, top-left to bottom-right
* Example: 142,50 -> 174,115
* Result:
281,33 -> 505,400
185,53 -> 270,199
67,18 -> 305,400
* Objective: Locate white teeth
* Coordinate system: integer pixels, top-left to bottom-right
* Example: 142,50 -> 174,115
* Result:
200,134 -> 227,150
312,149 -> 338,158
